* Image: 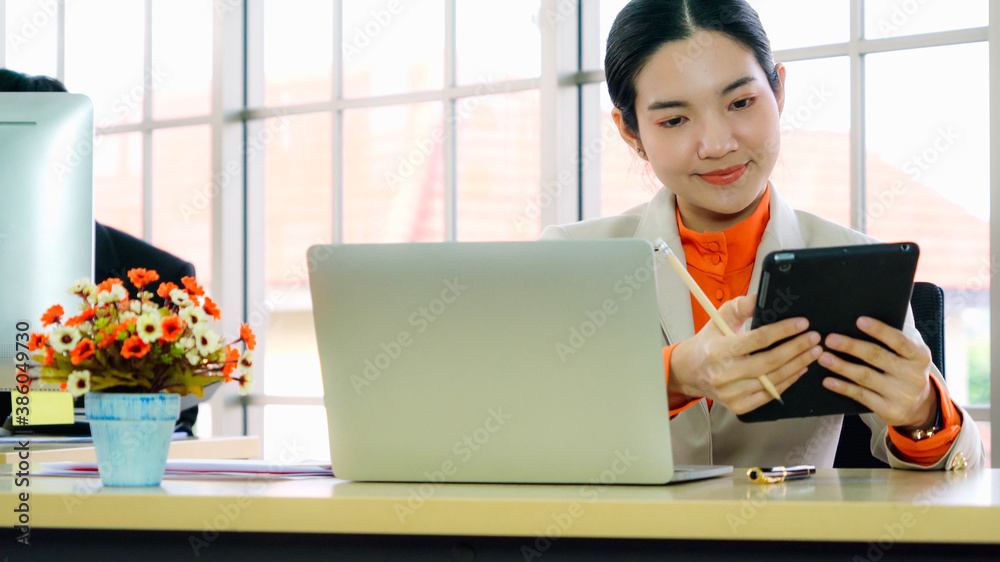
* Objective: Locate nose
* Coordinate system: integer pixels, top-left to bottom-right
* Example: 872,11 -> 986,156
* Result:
696,116 -> 738,160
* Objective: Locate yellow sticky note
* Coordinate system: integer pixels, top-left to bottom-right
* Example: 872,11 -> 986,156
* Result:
10,391 -> 75,426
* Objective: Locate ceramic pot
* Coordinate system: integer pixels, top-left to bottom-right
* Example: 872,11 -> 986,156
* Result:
84,393 -> 180,486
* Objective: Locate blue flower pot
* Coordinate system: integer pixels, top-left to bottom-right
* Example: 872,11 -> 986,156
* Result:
84,393 -> 180,486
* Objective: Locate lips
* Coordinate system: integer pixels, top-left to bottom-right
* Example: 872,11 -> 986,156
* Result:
697,164 -> 748,186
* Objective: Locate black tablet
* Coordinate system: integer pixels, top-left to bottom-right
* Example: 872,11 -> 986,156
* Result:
737,242 -> 920,423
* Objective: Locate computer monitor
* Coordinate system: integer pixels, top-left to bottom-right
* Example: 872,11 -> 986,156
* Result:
0,92 -> 94,391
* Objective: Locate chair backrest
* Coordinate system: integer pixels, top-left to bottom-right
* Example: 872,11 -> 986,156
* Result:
832,281 -> 945,468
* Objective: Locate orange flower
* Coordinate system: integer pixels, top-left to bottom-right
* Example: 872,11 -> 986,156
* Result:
59,382 -> 67,391
240,323 -> 256,351
182,276 -> 205,297
41,304 -> 64,327
128,268 -> 160,289
113,317 -> 138,339
44,347 -> 56,366
203,297 -> 221,320
96,327 -> 117,349
221,346 -> 240,380
96,278 -> 124,293
65,308 -> 96,327
120,336 -> 151,359
28,333 -> 49,352
161,316 -> 185,342
157,281 -> 179,300
70,339 -> 96,365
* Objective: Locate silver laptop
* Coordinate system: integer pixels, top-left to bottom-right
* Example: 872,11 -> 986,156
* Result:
307,240 -> 731,484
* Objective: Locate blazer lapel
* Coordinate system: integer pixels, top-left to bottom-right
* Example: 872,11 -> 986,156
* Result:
632,188 -> 695,346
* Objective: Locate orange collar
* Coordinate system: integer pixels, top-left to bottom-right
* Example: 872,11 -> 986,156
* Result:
676,186 -> 771,274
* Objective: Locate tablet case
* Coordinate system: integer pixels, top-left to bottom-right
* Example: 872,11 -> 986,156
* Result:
737,242 -> 920,423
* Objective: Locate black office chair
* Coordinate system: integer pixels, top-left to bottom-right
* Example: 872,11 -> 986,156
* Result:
832,281 -> 945,468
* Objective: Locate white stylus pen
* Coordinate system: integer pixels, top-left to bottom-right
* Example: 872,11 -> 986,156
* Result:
653,237 -> 784,404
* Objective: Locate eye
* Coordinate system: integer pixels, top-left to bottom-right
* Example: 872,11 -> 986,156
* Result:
659,116 -> 687,128
730,96 -> 756,111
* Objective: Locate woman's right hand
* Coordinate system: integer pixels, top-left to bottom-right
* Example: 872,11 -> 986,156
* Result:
667,295 -> 823,414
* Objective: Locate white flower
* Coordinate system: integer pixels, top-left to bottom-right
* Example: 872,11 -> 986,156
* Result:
239,350 -> 253,372
97,284 -> 128,304
180,306 -> 208,330
68,278 -> 96,296
67,370 -> 91,397
238,371 -> 254,396
136,313 -> 164,344
193,325 -> 221,355
186,349 -> 203,366
118,311 -> 137,322
50,326 -> 82,353
178,336 -> 196,351
129,301 -> 156,315
169,289 -> 192,308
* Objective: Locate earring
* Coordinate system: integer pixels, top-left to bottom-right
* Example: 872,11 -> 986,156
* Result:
637,148 -> 646,159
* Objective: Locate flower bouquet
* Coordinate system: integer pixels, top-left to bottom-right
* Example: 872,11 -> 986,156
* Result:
28,268 -> 254,398
25,268 -> 255,486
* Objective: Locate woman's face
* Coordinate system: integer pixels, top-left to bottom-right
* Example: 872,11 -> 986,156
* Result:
614,31 -> 785,232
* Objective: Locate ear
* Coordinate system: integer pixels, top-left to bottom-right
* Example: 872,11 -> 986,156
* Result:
612,107 -> 645,159
773,63 -> 787,115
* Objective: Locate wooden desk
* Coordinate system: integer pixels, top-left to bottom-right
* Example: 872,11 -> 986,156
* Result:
2,469 -> 998,560
0,435 -> 259,464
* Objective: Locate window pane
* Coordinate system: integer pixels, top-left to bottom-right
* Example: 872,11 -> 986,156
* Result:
261,113 -> 332,397
5,0 -> 58,77
262,0 -> 333,107
343,0 -> 443,98
599,0 -> 629,67
865,0 -> 988,40
151,0 -> 212,120
262,405 -> 330,462
749,1 -> 849,51
456,90 -> 541,241
93,132 -> 143,238
456,0 -> 541,84
598,83 -> 660,218
65,0 -> 145,127
773,57 -> 850,226
151,125 -> 212,286
865,43 -> 990,406
343,102 -> 445,243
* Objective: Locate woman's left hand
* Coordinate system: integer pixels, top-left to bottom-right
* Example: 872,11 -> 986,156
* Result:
819,316 -> 938,429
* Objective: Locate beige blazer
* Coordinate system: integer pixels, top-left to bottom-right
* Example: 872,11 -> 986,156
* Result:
541,185 -> 985,470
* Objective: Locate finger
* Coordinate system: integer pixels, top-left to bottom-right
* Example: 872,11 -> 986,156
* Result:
855,316 -> 926,361
741,329 -> 821,376
716,295 -> 756,335
822,375 -> 889,415
824,333 -> 901,376
731,316 -> 812,356
728,367 -> 808,414
818,350 -> 893,398
765,343 -> 823,387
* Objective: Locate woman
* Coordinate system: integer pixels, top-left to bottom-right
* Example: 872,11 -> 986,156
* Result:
541,0 -> 984,470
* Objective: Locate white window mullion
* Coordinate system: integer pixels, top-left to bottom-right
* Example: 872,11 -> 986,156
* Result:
579,0 -> 601,220
332,0 -> 343,244
213,0 -> 251,438
56,0 -> 65,83
849,0 -> 866,233
539,0 -> 581,228
988,0 -> 1000,468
